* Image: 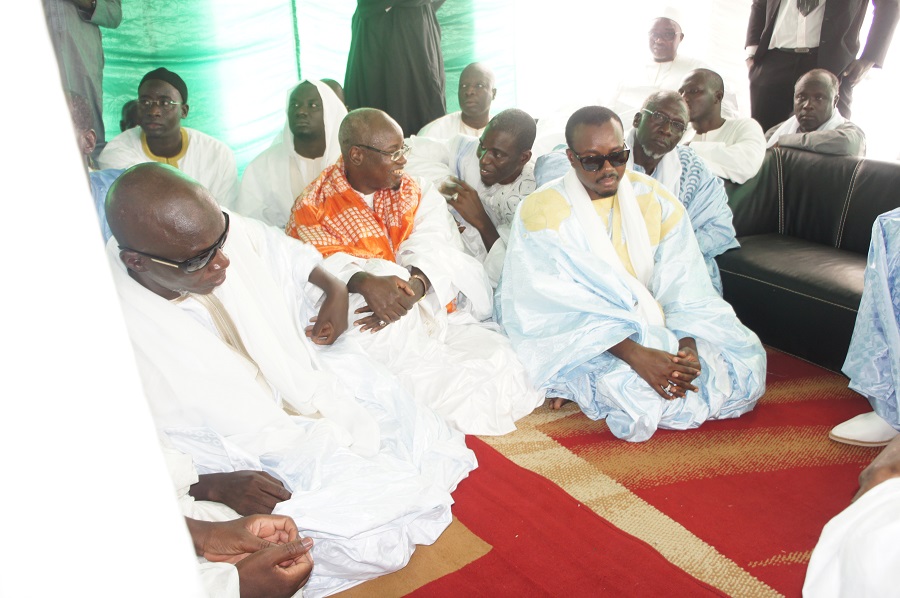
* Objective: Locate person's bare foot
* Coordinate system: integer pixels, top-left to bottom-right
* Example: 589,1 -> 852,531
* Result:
548,397 -> 572,410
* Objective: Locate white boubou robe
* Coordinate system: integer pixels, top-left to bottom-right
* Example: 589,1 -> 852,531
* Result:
498,168 -> 766,442
109,211 -> 477,597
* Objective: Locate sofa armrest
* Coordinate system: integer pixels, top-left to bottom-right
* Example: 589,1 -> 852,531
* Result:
725,148 -> 781,237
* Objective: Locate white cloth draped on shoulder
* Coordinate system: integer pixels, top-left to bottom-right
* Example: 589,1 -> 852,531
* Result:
405,135 -> 536,287
626,129 -> 739,294
321,179 -> 545,435
804,477 -> 900,596
498,169 -> 766,442
236,80 -> 348,228
98,126 -> 240,208
109,211 -> 477,597
766,110 -> 845,148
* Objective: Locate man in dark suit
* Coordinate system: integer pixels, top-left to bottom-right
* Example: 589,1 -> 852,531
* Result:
745,0 -> 899,130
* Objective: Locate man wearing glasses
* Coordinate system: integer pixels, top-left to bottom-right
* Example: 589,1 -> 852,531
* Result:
99,67 -> 239,208
286,108 -> 543,436
608,14 -> 739,125
498,106 -> 766,442
627,91 -> 739,294
107,162 -> 478,596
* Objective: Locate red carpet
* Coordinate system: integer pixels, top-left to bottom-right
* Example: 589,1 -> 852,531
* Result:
409,437 -> 724,597
338,349 -> 880,597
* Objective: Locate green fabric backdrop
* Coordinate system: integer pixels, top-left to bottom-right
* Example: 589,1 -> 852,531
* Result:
100,0 -> 509,175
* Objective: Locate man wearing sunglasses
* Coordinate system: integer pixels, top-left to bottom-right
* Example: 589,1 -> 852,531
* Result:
627,91 -> 739,294
287,108 -> 543,436
99,67 -> 240,208
499,105 -> 766,442
405,108 -> 537,287
107,162 -> 477,595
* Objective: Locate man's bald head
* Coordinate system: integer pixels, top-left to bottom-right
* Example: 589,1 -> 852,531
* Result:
339,108 -> 408,194
460,62 -> 496,87
339,108 -> 402,156
108,164 -> 230,298
642,90 -> 687,114
689,69 -> 724,94
793,69 -> 840,132
459,62 -> 496,127
678,69 -> 725,123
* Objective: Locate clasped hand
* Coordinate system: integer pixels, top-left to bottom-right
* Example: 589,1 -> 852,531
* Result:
616,340 -> 701,400
351,273 -> 421,333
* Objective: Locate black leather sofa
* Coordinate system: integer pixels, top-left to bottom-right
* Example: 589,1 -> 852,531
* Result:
716,148 -> 900,372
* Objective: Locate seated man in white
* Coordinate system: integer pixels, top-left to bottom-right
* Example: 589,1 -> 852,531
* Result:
106,163 -> 477,597
608,13 -> 738,125
829,207 -> 900,447
237,80 -> 347,228
627,91 -> 739,294
765,69 -> 866,157
804,434 -> 900,596
418,62 -> 495,139
405,108 -> 536,287
498,106 -> 766,442
678,68 -> 766,184
286,108 -> 544,435
98,67 -> 239,207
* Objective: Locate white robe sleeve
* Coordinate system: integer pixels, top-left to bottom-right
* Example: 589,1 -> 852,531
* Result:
206,141 -> 240,209
97,128 -> 146,170
689,119 -> 767,184
396,179 -> 493,318
769,121 -> 867,157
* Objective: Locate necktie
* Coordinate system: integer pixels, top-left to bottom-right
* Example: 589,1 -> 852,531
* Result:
798,0 -> 820,17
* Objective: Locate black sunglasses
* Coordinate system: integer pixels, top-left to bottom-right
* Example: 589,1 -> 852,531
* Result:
119,211 -> 229,273
570,148 -> 631,172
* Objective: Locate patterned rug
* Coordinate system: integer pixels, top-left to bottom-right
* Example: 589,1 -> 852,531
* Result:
336,349 -> 880,597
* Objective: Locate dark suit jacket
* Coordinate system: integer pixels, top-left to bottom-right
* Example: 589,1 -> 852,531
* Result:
746,0 -> 899,73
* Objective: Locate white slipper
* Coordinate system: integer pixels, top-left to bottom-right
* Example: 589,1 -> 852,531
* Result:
829,412 -> 900,447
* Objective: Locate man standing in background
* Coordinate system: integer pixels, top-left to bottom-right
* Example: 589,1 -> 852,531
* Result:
44,0 -> 122,158
746,0 -> 899,131
345,0 -> 446,136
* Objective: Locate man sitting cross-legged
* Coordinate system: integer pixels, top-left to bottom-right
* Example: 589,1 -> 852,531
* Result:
499,106 -> 766,442
406,108 -> 536,287
286,108 -> 543,435
237,80 -> 347,228
535,93 -> 739,294
106,163 -> 477,597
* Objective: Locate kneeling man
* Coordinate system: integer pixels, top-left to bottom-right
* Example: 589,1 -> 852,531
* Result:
499,106 -> 766,442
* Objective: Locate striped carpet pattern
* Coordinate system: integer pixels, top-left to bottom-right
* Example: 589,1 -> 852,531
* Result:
338,349 -> 880,597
